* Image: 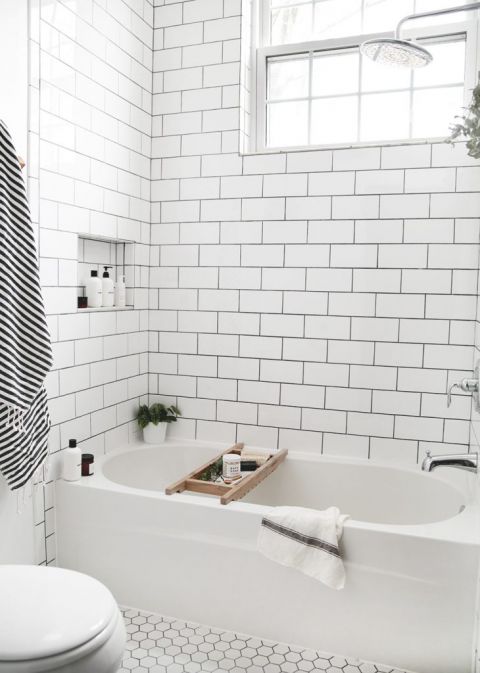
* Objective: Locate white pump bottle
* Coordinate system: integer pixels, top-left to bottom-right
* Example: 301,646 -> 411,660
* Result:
114,274 -> 126,308
102,266 -> 114,307
86,270 -> 102,308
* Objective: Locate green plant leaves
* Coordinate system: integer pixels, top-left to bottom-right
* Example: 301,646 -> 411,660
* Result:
135,403 -> 182,428
448,83 -> 480,159
136,404 -> 151,429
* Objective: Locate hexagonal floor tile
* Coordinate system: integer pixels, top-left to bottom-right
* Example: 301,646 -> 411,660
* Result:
120,607 -> 410,673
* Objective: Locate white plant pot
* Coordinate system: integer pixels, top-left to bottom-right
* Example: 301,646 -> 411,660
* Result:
143,423 -> 167,444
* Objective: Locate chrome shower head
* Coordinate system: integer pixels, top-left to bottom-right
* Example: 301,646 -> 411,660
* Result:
361,2 -> 480,69
360,38 -> 433,68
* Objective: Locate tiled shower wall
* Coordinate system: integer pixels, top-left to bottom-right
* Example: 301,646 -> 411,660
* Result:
33,0 -> 153,564
149,0 -> 480,464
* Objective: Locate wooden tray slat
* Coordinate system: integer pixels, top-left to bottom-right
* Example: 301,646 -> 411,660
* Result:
184,479 -> 231,496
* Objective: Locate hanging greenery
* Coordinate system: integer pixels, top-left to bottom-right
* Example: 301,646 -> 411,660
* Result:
448,82 -> 480,159
136,403 -> 181,429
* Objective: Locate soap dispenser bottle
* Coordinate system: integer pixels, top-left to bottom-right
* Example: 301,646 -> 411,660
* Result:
86,270 -> 102,308
114,274 -> 126,308
102,266 -> 114,307
62,439 -> 81,482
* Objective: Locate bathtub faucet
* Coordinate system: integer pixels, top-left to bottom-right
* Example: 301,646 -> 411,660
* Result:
422,451 -> 478,474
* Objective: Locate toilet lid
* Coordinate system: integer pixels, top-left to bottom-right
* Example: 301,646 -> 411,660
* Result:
0,566 -> 117,661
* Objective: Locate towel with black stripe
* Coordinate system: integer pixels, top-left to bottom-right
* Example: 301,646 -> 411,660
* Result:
258,506 -> 349,589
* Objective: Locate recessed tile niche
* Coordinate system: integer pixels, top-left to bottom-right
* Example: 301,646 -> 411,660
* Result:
77,236 -> 135,312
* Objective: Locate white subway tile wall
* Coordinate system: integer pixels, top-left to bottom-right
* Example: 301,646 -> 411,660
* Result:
32,0 -> 153,565
149,0 -> 480,470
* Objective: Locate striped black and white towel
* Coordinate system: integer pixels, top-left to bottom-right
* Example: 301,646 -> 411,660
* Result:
0,120 -> 52,490
258,506 -> 349,589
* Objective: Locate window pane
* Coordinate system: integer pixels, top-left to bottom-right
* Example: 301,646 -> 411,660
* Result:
363,0 -> 414,34
415,0 -> 469,9
361,55 -> 411,92
313,0 -> 361,39
360,92 -> 410,142
268,101 -> 309,146
268,0 -> 470,43
412,0 -> 469,27
311,96 -> 358,144
414,40 -> 465,87
268,56 -> 309,99
271,4 -> 312,45
271,0 -> 306,7
312,51 -> 359,96
412,86 -> 464,137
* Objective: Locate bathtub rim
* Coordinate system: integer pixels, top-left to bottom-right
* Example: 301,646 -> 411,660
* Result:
65,438 -> 480,545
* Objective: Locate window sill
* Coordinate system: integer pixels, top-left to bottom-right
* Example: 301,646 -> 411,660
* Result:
240,135 -> 448,157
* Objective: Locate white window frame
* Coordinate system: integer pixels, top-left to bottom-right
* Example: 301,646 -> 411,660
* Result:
254,5 -> 480,153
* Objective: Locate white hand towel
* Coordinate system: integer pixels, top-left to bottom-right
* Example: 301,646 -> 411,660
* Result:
257,506 -> 349,590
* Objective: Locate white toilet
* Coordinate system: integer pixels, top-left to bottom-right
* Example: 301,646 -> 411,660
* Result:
0,565 -> 126,673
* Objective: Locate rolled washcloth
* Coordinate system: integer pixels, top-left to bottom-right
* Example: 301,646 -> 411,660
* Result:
257,506 -> 349,590
241,446 -> 274,466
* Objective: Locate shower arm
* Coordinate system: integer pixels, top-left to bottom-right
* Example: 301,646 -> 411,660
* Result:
395,2 -> 480,39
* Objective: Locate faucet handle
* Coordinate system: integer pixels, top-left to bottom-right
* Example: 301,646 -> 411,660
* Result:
447,378 -> 480,407
447,383 -> 460,407
422,449 -> 433,472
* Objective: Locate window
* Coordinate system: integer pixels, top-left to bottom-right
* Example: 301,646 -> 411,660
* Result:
255,0 -> 479,151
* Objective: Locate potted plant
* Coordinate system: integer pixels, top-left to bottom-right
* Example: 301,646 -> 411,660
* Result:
448,82 -> 480,158
136,403 -> 181,444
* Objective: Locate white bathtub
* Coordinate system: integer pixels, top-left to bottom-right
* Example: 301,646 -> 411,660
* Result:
55,440 -> 480,673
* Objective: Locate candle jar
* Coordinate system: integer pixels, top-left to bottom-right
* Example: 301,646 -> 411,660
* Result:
222,454 -> 241,482
81,453 -> 94,477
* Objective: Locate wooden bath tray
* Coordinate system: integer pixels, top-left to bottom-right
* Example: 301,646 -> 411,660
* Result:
165,443 -> 288,505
